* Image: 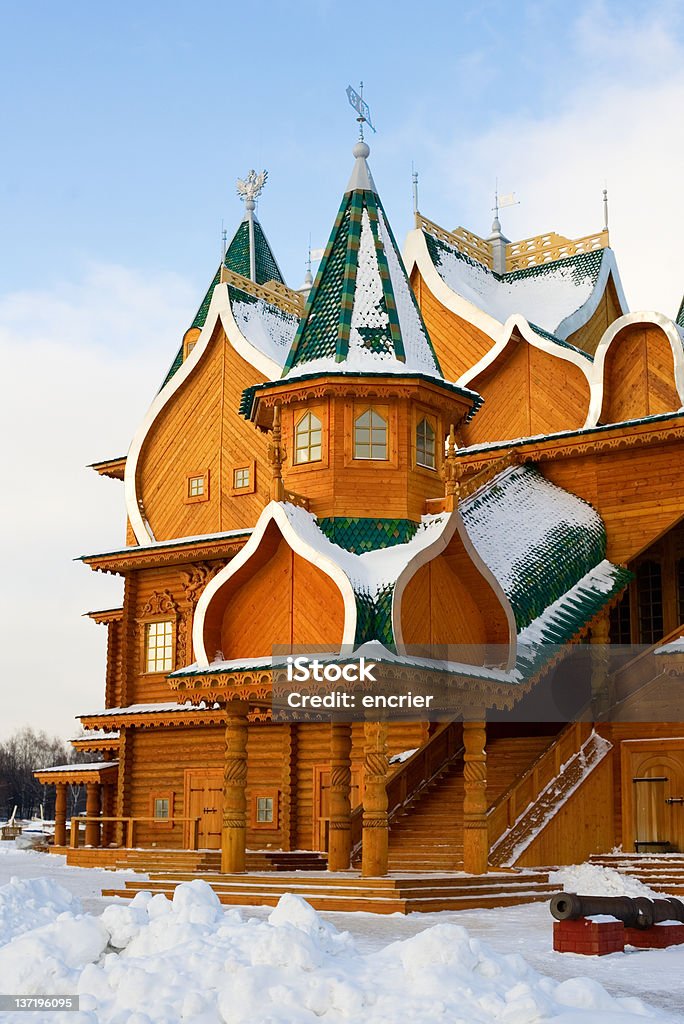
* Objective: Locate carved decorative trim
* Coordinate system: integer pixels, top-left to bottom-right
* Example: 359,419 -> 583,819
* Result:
140,590 -> 180,619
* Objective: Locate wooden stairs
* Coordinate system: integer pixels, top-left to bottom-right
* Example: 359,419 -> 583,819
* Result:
385,728 -> 558,871
64,847 -> 327,873
589,853 -> 684,896
101,868 -> 556,914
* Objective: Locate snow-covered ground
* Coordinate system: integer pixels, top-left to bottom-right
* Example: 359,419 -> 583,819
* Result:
0,843 -> 682,1023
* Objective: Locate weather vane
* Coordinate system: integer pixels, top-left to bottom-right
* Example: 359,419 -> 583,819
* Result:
346,82 -> 376,140
236,169 -> 268,206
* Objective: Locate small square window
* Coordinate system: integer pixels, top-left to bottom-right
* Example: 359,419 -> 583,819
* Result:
188,475 -> 204,498
154,797 -> 170,820
234,467 -> 250,489
256,797 -> 274,823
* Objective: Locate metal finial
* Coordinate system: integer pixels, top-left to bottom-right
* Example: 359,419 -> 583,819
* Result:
221,222 -> 228,261
412,164 -> 419,215
346,81 -> 376,145
236,169 -> 268,204
603,187 -> 609,232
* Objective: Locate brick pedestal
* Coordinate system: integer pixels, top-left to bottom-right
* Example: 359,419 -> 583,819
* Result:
553,918 -> 625,955
624,924 -> 684,949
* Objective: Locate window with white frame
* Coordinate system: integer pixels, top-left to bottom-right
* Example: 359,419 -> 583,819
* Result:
256,796 -> 274,823
416,418 -> 436,469
294,411 -> 322,464
145,621 -> 174,673
187,474 -> 205,498
233,466 -> 250,489
354,408 -> 388,460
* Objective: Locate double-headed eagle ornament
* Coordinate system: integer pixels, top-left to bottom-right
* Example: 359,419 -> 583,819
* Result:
236,169 -> 268,203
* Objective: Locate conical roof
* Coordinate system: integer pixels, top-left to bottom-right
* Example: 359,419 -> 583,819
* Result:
282,141 -> 442,379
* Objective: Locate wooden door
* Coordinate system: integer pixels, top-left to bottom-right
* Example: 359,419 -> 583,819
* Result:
184,770 -> 223,849
313,765 -> 362,852
623,742 -> 684,853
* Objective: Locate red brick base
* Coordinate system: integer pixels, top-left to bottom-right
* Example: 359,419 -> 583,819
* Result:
624,924 -> 684,949
553,918 -> 625,955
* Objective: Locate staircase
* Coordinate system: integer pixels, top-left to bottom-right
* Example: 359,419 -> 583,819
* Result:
101,868 -> 555,914
386,727 -> 558,871
65,847 -> 327,873
589,853 -> 684,895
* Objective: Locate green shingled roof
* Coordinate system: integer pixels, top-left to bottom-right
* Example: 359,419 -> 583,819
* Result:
160,214 -> 285,390
282,160 -> 441,378
677,294 -> 684,329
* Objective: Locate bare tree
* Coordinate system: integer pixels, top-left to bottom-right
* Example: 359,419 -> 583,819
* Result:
0,727 -> 94,820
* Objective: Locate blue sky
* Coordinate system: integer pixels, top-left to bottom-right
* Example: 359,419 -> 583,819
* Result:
2,0 -> 684,740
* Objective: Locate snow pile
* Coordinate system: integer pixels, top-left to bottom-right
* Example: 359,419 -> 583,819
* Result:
550,863 -> 663,898
0,878 -> 675,1023
0,876 -> 81,944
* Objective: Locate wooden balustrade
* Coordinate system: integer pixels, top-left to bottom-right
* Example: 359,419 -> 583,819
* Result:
487,722 -> 591,846
219,266 -> 304,316
70,816 -> 200,850
350,721 -> 464,857
506,230 -> 609,271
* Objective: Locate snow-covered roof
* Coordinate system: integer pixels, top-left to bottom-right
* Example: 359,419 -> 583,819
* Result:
70,731 -> 120,742
655,637 -> 684,656
282,144 -> 441,379
81,702 -> 218,717
79,527 -> 252,562
421,229 -> 626,343
230,288 -> 298,368
36,761 -> 118,773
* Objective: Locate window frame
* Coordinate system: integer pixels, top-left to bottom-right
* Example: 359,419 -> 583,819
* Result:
149,790 -> 174,830
184,469 -> 210,505
141,618 -> 176,675
415,416 -> 437,471
251,788 -> 280,830
286,401 -> 330,475
230,459 -> 256,495
411,406 -> 442,477
293,410 -> 324,466
344,402 -> 397,467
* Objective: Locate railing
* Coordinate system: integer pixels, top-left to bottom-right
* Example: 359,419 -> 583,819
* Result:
415,213 -> 493,270
486,722 -> 591,848
611,624 -> 684,702
70,815 -> 200,850
219,266 -> 304,317
350,721 -> 464,857
506,229 -> 609,272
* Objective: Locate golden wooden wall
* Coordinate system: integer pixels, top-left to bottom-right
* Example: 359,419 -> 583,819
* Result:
566,276 -> 623,357
136,322 -> 271,542
411,268 -> 495,381
460,330 -> 590,446
601,323 -> 679,424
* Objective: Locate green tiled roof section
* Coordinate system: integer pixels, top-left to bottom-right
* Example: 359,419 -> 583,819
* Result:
317,517 -> 418,553
461,464 -> 607,631
239,384 -> 257,418
365,196 -> 404,360
284,196 -> 352,371
337,190 -> 364,359
160,344 -> 185,390
253,219 -> 285,285
190,267 -> 222,330
677,294 -> 684,328
354,584 -> 395,646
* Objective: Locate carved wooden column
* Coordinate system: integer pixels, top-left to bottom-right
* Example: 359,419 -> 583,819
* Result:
462,719 -> 488,874
221,700 -> 250,873
268,403 -> 286,502
328,722 -> 352,871
54,783 -> 67,847
361,720 -> 389,877
590,612 -> 611,718
85,782 -> 101,848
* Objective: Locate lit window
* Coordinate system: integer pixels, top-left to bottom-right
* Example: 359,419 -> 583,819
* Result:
256,796 -> 274,823
188,475 -> 205,498
416,418 -> 436,469
145,621 -> 174,673
233,467 -> 250,489
294,412 -> 322,464
153,797 -> 170,820
354,408 -> 388,460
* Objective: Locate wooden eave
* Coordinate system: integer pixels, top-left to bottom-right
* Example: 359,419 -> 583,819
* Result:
34,764 -> 119,785
250,374 -> 479,431
71,736 -> 121,753
79,707 -> 229,730
90,456 -> 127,480
85,608 -> 123,625
79,532 -> 250,575
458,411 -> 684,474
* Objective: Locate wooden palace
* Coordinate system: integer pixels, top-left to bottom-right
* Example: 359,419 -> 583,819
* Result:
35,138 -> 684,908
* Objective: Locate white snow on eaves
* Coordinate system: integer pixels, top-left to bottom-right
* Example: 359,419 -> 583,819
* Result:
461,465 -> 602,596
231,296 -> 299,369
432,244 -> 603,336
36,761 -> 118,773
517,560 -> 621,646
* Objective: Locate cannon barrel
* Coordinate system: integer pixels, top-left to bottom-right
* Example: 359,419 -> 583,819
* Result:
550,892 -> 684,930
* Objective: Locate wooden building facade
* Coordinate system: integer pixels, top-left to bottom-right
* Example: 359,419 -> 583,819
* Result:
36,142 -> 684,881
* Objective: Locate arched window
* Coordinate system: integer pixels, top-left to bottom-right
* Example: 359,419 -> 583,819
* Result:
416,418 -> 436,469
354,408 -> 388,460
294,411 -> 322,464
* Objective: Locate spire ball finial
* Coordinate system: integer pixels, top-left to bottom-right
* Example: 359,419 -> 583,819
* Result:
353,140 -> 370,159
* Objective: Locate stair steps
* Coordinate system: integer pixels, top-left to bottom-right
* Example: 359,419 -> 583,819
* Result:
588,854 -> 684,895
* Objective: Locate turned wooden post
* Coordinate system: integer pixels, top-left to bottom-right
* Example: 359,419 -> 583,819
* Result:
328,722 -> 352,871
84,782 -> 101,848
462,719 -> 488,874
101,784 -> 115,847
221,700 -> 249,873
590,612 -> 611,718
268,403 -> 286,502
54,783 -> 67,847
361,720 -> 389,877
441,423 -> 463,512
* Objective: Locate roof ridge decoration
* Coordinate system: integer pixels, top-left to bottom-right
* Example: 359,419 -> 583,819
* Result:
282,142 -> 442,379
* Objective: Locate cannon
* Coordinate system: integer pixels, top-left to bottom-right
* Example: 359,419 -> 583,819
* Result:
550,892 -> 684,930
